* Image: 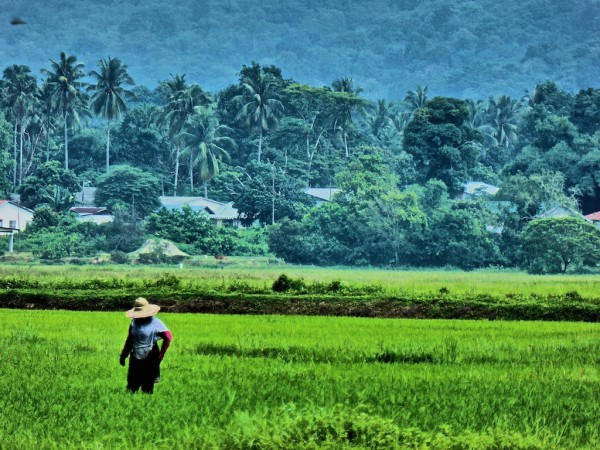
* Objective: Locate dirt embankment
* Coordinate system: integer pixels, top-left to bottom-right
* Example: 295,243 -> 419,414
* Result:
1,290 -> 599,321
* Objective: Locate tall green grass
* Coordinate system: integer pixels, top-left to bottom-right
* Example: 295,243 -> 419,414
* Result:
2,263 -> 600,298
0,310 -> 598,449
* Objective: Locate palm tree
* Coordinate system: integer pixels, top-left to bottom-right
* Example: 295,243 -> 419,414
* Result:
38,79 -> 56,162
182,107 -> 235,198
159,75 -> 211,194
1,64 -> 38,186
368,99 -> 393,140
465,99 -> 486,129
332,77 -> 364,96
42,52 -> 89,170
235,70 -> 283,162
404,85 -> 428,112
331,77 -> 366,157
88,56 -> 135,172
38,185 -> 75,212
481,95 -> 521,149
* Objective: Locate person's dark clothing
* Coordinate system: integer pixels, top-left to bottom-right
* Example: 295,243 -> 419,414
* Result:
127,343 -> 160,394
120,316 -> 172,394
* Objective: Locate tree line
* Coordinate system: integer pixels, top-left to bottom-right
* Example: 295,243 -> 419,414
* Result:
2,54 -> 600,273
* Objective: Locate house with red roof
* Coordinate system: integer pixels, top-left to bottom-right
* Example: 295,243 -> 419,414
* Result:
584,211 -> 600,226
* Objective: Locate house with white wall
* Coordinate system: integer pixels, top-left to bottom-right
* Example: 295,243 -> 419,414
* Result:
0,200 -> 34,231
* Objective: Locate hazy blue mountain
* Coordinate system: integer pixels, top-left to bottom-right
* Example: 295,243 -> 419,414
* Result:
3,0 -> 599,99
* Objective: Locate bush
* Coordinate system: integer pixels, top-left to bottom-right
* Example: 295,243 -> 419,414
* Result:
30,231 -> 82,260
272,273 -> 306,292
153,273 -> 181,288
110,250 -> 129,264
137,250 -> 171,265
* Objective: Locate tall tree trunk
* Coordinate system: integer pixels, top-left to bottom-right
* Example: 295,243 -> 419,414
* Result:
46,119 -> 51,162
63,113 -> 69,170
173,145 -> 180,196
19,120 -> 24,186
271,164 -> 275,225
306,135 -> 311,187
105,120 -> 111,172
204,182 -> 208,199
13,122 -> 17,186
257,126 -> 263,162
343,131 -> 349,158
189,151 -> 194,191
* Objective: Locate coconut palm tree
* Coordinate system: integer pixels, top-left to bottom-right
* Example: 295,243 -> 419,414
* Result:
481,95 -> 521,149
331,77 -> 366,157
235,70 -> 283,162
332,77 -> 364,97
1,64 -> 38,186
88,56 -> 135,172
38,79 -> 57,162
404,85 -> 428,112
182,107 -> 235,198
368,99 -> 394,140
42,52 -> 89,170
159,75 -> 212,194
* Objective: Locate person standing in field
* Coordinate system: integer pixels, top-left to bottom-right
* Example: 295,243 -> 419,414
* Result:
120,298 -> 173,394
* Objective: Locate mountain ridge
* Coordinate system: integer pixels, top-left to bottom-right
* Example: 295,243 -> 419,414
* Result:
3,0 -> 599,99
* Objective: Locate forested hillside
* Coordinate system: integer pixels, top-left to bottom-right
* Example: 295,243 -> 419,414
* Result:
3,0 -> 600,98
3,1 -> 600,273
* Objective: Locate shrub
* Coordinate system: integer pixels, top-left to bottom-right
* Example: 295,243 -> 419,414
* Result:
137,251 -> 170,265
110,250 -> 129,264
272,274 -> 306,292
153,273 -> 181,288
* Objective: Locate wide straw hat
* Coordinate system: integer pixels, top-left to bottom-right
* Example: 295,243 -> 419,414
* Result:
126,297 -> 160,319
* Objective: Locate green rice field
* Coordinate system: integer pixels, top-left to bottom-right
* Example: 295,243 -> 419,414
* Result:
1,309 -> 599,449
3,262 -> 600,297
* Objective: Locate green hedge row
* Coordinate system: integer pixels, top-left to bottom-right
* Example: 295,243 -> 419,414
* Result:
1,288 -> 599,321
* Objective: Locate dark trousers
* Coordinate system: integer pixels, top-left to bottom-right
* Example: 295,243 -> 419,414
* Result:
127,344 -> 160,394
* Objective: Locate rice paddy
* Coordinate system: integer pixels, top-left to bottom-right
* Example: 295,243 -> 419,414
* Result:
1,308 -> 598,449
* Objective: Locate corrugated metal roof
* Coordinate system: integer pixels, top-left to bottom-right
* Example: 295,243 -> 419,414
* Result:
303,188 -> 340,202
463,181 -> 499,196
159,196 -> 240,220
213,202 -> 240,220
70,207 -> 110,215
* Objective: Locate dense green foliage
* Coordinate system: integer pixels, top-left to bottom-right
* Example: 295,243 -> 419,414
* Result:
94,165 -> 161,218
18,161 -> 80,210
3,35 -> 600,271
0,309 -> 598,448
520,216 -> 600,273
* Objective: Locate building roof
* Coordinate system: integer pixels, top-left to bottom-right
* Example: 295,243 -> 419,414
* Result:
584,211 -> 600,221
303,188 -> 341,202
462,181 -> 499,196
538,205 -> 585,220
159,196 -> 240,220
0,200 -> 34,213
70,207 -> 111,216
